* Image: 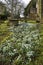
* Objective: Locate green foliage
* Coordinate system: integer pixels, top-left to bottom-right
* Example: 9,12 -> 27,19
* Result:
0,22 -> 40,65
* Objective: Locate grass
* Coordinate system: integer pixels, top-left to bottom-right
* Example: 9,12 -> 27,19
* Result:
0,20 -> 14,44
27,20 -> 36,23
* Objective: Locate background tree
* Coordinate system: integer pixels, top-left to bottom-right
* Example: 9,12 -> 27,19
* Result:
5,0 -> 24,19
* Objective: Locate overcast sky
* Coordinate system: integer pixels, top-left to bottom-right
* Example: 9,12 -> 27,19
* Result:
23,0 -> 31,5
